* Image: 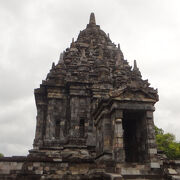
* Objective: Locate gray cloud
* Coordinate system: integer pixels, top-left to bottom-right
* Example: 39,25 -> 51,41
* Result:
0,0 -> 180,156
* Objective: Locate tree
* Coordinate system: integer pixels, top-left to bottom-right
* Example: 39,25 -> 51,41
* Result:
0,153 -> 4,157
155,125 -> 180,159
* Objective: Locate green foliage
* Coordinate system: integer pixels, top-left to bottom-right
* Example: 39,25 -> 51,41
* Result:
155,125 -> 180,159
0,153 -> 4,157
155,126 -> 164,135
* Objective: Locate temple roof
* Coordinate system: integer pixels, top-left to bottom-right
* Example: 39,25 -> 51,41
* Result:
39,13 -> 158,102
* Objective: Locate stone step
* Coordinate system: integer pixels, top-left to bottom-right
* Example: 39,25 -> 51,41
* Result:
120,166 -> 151,176
123,174 -> 164,180
169,175 -> 180,180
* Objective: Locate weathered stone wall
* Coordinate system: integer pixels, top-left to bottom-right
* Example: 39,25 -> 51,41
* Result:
162,160 -> 180,179
0,156 -> 120,179
0,157 -> 25,179
0,161 -> 23,174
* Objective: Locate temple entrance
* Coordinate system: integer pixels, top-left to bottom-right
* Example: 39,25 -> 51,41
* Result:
122,110 -> 148,163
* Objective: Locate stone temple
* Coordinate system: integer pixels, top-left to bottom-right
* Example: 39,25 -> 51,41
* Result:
1,13 -> 180,180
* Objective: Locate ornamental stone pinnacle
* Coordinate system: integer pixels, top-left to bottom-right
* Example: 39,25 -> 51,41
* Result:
89,12 -> 96,25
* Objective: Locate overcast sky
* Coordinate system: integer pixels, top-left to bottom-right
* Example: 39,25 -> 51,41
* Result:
0,0 -> 180,156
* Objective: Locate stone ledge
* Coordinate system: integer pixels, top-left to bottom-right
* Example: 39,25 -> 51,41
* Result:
0,156 -> 27,162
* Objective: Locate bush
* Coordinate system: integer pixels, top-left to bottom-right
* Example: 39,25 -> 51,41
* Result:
155,125 -> 180,159
0,153 -> 4,157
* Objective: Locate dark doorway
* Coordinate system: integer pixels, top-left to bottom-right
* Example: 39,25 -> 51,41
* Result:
55,120 -> 60,138
122,110 -> 148,163
79,118 -> 85,138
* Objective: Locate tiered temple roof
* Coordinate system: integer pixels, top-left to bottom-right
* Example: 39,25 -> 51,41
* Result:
38,12 -> 158,103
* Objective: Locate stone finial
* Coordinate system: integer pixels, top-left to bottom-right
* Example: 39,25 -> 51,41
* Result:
133,60 -> 138,71
71,38 -> 75,48
133,60 -> 142,77
116,51 -> 122,67
59,52 -> 64,62
118,44 -> 120,50
52,62 -> 55,69
89,12 -> 96,25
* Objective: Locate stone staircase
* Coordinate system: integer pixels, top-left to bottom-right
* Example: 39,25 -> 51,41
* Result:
116,163 -> 164,180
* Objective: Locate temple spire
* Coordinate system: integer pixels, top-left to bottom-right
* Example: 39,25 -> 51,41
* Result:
116,51 -> 123,67
52,62 -> 55,69
133,60 -> 139,71
118,43 -> 120,50
89,12 -> 96,25
70,38 -> 75,48
58,51 -> 65,63
133,60 -> 142,77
